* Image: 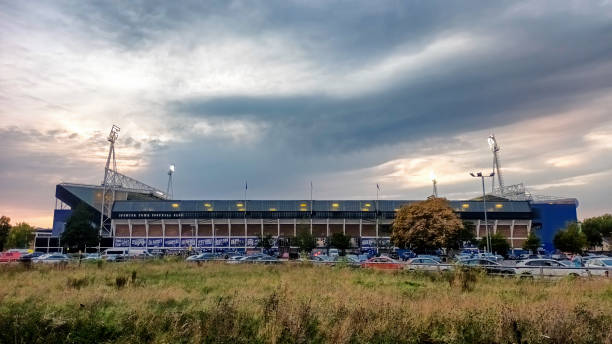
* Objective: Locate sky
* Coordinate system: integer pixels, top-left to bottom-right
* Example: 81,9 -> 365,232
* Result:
1,0 -> 612,228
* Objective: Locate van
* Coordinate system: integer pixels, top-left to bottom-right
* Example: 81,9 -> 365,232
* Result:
102,248 -> 129,261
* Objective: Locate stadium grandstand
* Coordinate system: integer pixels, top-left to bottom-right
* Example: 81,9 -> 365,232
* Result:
35,126 -> 579,253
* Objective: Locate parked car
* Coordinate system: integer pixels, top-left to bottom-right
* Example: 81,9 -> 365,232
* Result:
361,256 -> 403,270
18,251 -> 45,262
311,255 -> 333,263
457,258 -> 515,275
416,254 -> 441,263
406,257 -> 450,271
585,258 -> 612,277
334,255 -> 360,265
186,253 -> 220,262
82,253 -> 102,261
0,251 -> 22,262
225,255 -> 246,264
515,259 -> 587,277
33,253 -> 70,264
239,254 -> 278,264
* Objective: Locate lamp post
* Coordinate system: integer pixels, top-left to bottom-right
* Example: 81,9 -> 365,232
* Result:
470,172 -> 495,253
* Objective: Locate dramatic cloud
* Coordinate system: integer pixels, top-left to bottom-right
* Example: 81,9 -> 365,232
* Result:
1,1 -> 611,226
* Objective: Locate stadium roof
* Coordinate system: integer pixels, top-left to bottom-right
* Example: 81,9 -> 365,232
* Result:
112,199 -> 532,213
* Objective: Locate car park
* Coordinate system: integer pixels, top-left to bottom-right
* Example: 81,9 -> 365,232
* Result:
406,257 -> 450,271
457,258 -> 515,276
361,256 -> 403,270
585,258 -> 612,277
515,259 -> 587,277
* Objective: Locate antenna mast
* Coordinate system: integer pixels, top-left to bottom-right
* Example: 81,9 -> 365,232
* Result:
487,134 -> 504,194
99,125 -> 120,243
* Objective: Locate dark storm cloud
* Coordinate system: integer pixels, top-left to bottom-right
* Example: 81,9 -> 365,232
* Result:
2,0 -> 612,224
146,1 -> 612,155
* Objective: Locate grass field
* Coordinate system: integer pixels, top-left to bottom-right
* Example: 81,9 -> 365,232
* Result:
0,260 -> 611,344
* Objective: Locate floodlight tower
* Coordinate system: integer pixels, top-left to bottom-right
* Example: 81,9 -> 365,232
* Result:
430,171 -> 438,198
166,164 -> 175,200
99,125 -> 120,250
488,134 -> 504,194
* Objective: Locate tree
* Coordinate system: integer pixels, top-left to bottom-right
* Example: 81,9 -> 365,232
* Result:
582,214 -> 612,248
391,198 -> 464,252
61,203 -> 99,252
479,232 -> 510,257
581,225 -> 603,248
295,229 -> 316,254
446,221 -> 477,249
553,222 -> 587,254
523,231 -> 541,253
256,234 -> 274,252
0,216 -> 10,251
6,222 -> 35,249
329,233 -> 351,255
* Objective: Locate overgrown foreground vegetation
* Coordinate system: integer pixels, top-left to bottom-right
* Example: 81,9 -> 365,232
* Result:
1,261 -> 611,344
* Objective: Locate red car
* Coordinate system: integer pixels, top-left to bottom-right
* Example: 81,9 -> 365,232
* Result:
0,252 -> 22,263
362,256 -> 403,270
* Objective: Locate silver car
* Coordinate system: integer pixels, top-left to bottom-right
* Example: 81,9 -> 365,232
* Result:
33,253 -> 70,264
406,257 -> 450,271
515,259 -> 587,277
585,258 -> 612,277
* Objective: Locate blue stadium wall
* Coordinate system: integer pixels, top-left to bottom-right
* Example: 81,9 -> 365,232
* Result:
530,203 -> 578,252
52,209 -> 72,236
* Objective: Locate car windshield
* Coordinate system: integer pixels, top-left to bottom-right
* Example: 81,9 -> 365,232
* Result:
601,259 -> 612,266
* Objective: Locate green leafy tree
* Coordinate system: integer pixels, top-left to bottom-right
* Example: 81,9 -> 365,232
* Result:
479,232 -> 510,257
582,214 -> 612,248
391,198 -> 464,251
295,230 -> 316,254
6,222 -> 35,249
61,203 -> 99,252
523,231 -> 541,253
329,233 -> 351,255
256,234 -> 274,252
553,222 -> 587,254
0,216 -> 10,251
581,225 -> 603,248
446,221 -> 477,249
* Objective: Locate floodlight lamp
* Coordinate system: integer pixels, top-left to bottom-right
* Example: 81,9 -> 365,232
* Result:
430,171 -> 437,181
487,136 -> 495,150
470,173 -> 476,177
169,164 -> 175,173
489,172 -> 495,177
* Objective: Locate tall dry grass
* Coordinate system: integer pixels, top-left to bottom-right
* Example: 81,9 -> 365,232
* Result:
0,260 -> 610,343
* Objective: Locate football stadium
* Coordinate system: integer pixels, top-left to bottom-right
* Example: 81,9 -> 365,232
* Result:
36,127 -> 579,253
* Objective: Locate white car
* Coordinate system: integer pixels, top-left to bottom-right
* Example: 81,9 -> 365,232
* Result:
515,259 -> 587,277
406,257 -> 450,271
585,258 -> 612,277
